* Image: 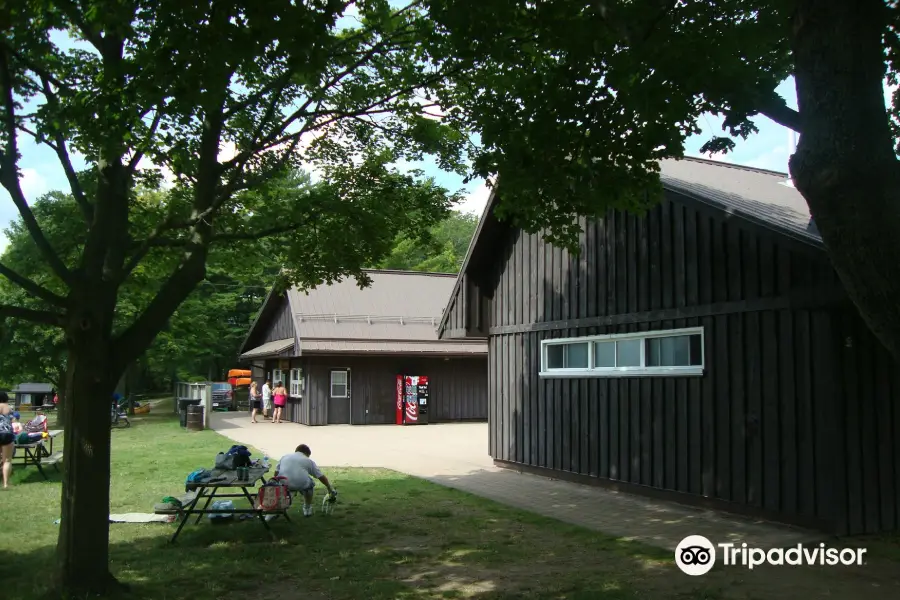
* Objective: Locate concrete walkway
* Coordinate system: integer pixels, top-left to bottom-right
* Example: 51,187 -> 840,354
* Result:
210,412 -> 821,551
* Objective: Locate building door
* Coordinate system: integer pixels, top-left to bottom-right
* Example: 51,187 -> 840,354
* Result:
327,369 -> 351,424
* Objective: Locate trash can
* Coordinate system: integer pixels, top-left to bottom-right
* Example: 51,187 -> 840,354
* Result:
179,399 -> 201,428
186,403 -> 204,431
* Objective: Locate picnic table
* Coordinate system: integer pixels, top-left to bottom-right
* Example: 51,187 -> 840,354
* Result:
13,429 -> 63,480
160,465 -> 291,544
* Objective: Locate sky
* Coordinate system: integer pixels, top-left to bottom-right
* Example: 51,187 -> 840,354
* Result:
0,10 -> 804,254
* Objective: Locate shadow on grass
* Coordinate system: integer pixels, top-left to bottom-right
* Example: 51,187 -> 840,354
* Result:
6,470 -> 717,600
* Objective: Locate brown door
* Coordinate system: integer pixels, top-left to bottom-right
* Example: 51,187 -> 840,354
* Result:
327,369 -> 351,424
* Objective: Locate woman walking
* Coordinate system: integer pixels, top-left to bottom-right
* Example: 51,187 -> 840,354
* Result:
272,381 -> 287,424
249,381 -> 261,423
0,393 -> 15,489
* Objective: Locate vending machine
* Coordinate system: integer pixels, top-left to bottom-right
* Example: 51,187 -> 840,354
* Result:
395,374 -> 429,425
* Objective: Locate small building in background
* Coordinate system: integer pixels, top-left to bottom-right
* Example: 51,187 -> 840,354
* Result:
238,270 -> 488,425
11,382 -> 55,408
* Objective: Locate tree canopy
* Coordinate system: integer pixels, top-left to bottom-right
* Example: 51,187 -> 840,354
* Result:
376,209 -> 477,273
423,0 -> 900,364
0,189 -> 477,392
0,1 -> 470,593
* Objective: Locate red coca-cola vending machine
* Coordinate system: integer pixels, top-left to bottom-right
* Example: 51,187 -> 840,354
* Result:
395,374 -> 429,425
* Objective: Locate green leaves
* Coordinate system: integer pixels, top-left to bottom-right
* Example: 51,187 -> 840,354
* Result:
376,210 -> 478,273
422,0 -> 795,250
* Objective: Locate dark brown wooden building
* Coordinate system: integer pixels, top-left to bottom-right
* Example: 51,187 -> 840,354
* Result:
438,157 -> 900,536
238,270 -> 488,425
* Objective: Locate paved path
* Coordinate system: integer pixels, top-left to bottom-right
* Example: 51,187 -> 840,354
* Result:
210,412 -> 821,551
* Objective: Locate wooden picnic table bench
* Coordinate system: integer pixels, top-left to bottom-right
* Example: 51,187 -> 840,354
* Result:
158,465 -> 289,544
13,429 -> 63,480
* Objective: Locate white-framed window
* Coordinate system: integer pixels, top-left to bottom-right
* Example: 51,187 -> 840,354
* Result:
330,370 -> 349,398
540,327 -> 705,378
272,369 -> 284,387
289,368 -> 303,398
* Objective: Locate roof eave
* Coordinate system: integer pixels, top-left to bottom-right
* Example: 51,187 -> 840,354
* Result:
437,182 -> 501,337
236,285 -> 277,356
660,180 -> 825,250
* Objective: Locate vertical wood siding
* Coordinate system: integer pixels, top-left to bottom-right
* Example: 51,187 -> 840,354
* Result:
246,295 -> 294,351
481,192 -> 899,533
292,355 -> 488,426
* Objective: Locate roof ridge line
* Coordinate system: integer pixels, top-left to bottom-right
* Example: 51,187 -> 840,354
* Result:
672,155 -> 789,178
361,269 -> 458,277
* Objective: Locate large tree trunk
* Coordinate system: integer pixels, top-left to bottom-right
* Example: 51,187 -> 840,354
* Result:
789,0 -> 900,363
55,325 -> 124,595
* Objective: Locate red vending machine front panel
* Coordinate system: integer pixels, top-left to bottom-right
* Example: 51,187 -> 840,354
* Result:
395,375 -> 403,425
404,376 -> 419,424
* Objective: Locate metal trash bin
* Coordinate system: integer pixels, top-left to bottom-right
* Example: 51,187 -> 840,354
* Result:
179,399 -> 201,428
186,403 -> 204,431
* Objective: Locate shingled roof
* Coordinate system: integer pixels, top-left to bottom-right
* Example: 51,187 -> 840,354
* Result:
240,270 -> 487,359
658,157 -> 821,245
436,156 -> 823,337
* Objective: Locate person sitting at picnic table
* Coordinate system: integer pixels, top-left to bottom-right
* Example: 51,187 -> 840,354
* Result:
274,444 -> 336,517
0,393 -> 15,489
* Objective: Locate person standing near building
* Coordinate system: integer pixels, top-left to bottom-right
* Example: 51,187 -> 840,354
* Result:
272,381 -> 287,424
0,393 -> 15,489
249,381 -> 261,423
261,379 -> 272,420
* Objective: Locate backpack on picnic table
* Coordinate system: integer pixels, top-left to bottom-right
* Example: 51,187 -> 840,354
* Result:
24,414 -> 48,434
256,476 -> 292,512
215,445 -> 252,470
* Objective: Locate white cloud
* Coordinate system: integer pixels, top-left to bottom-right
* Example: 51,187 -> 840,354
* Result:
744,145 -> 790,172
454,179 -> 491,215
19,168 -> 50,200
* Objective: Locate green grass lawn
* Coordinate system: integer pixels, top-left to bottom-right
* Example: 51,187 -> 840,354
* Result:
2,403 -> 900,600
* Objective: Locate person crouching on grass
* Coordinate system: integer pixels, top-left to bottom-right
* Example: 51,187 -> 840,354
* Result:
274,444 -> 336,517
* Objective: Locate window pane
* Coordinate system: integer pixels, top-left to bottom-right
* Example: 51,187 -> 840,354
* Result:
647,334 -> 703,367
616,339 -> 642,367
689,334 -> 703,366
565,343 -> 589,368
331,384 -> 347,398
546,344 -> 565,369
331,371 -> 347,385
594,341 -> 616,367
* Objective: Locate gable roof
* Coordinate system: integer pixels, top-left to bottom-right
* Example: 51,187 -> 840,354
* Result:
658,157 -> 820,246
12,383 -> 54,393
240,270 -> 487,359
437,156 -> 822,337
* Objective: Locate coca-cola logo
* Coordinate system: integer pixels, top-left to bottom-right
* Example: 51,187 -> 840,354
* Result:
406,401 -> 418,422
396,377 -> 402,409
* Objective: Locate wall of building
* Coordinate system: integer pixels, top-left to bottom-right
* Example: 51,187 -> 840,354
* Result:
297,354 -> 488,425
832,308 -> 900,535
478,191 -> 898,533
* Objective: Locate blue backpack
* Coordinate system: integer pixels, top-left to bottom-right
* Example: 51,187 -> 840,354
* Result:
185,469 -> 211,487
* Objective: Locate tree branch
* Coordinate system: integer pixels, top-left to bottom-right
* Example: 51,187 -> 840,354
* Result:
40,75 -> 93,223
53,0 -> 105,51
141,222 -> 308,248
755,91 -> 803,133
0,262 -> 68,307
126,107 -> 163,176
0,47 -> 73,286
0,303 -> 65,327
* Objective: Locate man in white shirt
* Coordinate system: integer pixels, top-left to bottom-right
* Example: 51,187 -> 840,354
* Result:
261,380 -> 272,419
275,444 -> 336,517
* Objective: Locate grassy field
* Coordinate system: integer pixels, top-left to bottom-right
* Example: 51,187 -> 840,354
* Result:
2,403 -> 900,599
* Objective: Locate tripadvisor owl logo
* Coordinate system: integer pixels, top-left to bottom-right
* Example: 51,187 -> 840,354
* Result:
675,535 -> 716,576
